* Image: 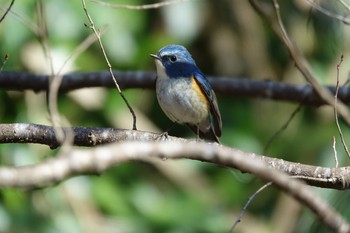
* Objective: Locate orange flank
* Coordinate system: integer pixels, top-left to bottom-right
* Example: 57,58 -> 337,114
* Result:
191,76 -> 209,107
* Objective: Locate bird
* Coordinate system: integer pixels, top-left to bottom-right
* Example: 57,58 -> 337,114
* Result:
150,44 -> 222,143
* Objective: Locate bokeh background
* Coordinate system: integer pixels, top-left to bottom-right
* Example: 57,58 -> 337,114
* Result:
1,0 -> 350,232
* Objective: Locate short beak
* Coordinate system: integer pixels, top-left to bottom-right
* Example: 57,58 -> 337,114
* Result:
150,54 -> 160,60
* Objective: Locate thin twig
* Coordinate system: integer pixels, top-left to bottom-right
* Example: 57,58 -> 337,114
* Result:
36,1 -> 71,149
0,53 -> 8,72
82,0 -> 137,130
249,0 -> 350,127
230,182 -> 272,232
91,0 -> 189,10
48,31 -> 104,155
333,136 -> 339,168
0,0 -> 14,23
304,0 -> 350,25
337,0 -> 350,12
264,104 -> 302,154
0,5 -> 39,35
36,1 -> 98,156
35,1 -> 67,146
334,55 -> 350,159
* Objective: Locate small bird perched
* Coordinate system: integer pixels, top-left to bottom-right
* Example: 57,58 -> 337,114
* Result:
151,45 -> 222,143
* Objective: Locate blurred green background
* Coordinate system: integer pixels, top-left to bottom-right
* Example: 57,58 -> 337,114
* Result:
1,0 -> 350,232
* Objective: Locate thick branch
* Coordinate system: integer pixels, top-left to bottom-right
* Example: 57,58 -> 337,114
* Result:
2,123 -> 350,190
0,140 -> 348,232
0,123 -> 186,149
1,71 -> 350,106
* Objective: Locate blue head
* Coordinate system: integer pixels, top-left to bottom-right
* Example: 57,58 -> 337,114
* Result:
151,45 -> 199,78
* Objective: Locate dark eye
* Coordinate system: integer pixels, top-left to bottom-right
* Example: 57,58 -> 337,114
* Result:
169,55 -> 177,62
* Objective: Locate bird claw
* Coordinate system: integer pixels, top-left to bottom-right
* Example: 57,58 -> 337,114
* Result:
156,132 -> 169,141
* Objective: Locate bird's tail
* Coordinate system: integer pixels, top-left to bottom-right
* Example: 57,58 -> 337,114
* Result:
186,124 -> 221,144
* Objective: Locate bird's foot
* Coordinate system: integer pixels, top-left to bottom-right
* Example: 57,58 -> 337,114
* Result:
156,131 -> 169,141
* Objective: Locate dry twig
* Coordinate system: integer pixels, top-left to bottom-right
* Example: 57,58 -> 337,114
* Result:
304,0 -> 350,25
334,55 -> 350,159
333,136 -> 339,168
0,0 -> 14,23
36,0 -> 69,145
0,53 -> 8,72
337,0 -> 350,12
81,0 -> 137,130
230,182 -> 272,232
264,104 -> 302,154
91,0 -> 189,10
249,0 -> 350,127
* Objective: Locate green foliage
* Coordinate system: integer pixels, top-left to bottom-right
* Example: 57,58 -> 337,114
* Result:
0,0 -> 349,232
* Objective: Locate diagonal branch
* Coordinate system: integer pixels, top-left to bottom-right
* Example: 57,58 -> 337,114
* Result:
0,0 -> 15,23
249,0 -> 350,126
304,0 -> 350,25
0,53 -> 8,71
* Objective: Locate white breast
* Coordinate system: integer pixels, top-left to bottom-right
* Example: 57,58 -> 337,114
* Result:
155,61 -> 210,131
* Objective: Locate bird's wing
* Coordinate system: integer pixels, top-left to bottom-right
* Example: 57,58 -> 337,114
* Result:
192,71 -> 222,137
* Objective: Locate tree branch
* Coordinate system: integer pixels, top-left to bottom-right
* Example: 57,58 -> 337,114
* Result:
82,0 -> 137,130
1,71 -> 350,106
0,0 -> 15,23
249,0 -> 350,127
304,0 -> 350,25
2,123 -> 350,190
91,0 -> 189,10
0,123 -> 185,149
0,140 -> 349,232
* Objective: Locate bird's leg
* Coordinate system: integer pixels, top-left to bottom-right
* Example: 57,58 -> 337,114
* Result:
156,124 -> 175,141
196,125 -> 200,141
156,131 -> 168,141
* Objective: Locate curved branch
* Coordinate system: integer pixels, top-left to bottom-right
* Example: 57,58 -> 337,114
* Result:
2,123 -> 350,190
1,71 -> 350,106
0,140 -> 349,232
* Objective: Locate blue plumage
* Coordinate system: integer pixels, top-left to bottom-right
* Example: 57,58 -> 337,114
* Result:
151,45 -> 222,142
157,45 -> 197,78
